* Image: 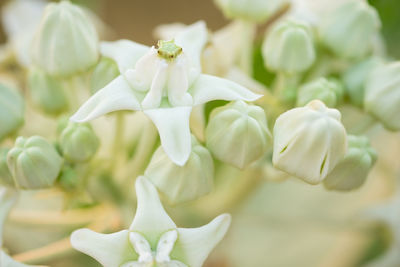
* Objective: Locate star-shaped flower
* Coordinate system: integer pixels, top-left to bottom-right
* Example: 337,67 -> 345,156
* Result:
71,177 -> 231,267
70,21 -> 261,165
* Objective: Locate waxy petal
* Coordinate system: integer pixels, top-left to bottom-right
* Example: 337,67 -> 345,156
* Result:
175,21 -> 208,72
100,40 -> 149,73
130,177 -> 176,246
0,250 -> 37,267
143,107 -> 192,166
190,74 -> 262,106
0,187 -> 17,246
174,214 -> 231,267
71,229 -> 137,267
70,75 -> 141,122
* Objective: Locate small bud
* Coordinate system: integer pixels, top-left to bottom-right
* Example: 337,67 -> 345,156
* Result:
145,136 -> 214,204
28,67 -> 69,115
0,148 -> 14,187
90,57 -> 120,94
364,62 -> 400,131
7,136 -> 63,189
323,135 -> 377,191
206,100 -> 271,169
262,19 -> 315,73
214,0 -> 289,22
273,100 -> 347,185
32,1 -> 99,76
0,83 -> 24,141
342,57 -> 382,107
59,122 -> 99,163
297,77 -> 344,107
319,0 -> 380,59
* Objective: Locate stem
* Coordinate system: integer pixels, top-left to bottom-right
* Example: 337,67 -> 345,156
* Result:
112,112 -> 126,172
274,72 -> 300,106
237,20 -> 257,76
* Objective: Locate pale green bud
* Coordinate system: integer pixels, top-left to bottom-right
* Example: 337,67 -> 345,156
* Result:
7,136 -> 63,189
145,136 -> 213,204
214,0 -> 289,22
206,100 -> 271,169
323,135 -> 376,191
0,83 -> 24,141
90,57 -> 120,94
262,19 -> 315,73
319,0 -> 380,59
28,67 -> 69,115
32,1 -> 99,76
59,122 -> 99,163
0,148 -> 14,187
297,77 -> 344,107
273,100 -> 347,185
364,62 -> 400,131
342,57 -> 382,107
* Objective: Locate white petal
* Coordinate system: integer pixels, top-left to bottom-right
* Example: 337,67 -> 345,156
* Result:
129,232 -> 153,262
190,74 -> 262,106
71,229 -> 137,267
143,107 -> 192,166
156,230 -> 178,262
0,250 -> 35,267
141,62 -> 169,109
168,60 -> 193,107
0,187 -> 17,246
174,214 -> 231,267
175,21 -> 208,72
70,75 -> 141,122
130,177 -> 176,246
120,261 -> 149,267
100,40 -> 149,73
159,260 -> 188,267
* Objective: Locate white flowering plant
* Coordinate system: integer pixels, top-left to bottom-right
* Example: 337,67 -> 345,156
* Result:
0,0 -> 399,266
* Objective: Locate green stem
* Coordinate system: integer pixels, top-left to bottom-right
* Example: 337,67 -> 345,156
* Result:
112,112 -> 125,172
237,20 -> 257,76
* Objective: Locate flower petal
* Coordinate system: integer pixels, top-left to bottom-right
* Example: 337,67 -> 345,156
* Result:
173,214 -> 231,267
70,229 -> 137,267
0,187 -> 17,246
100,40 -> 149,73
70,75 -> 141,122
0,250 -> 36,267
130,177 -> 176,246
143,106 -> 192,166
190,74 -> 262,105
175,21 -> 208,72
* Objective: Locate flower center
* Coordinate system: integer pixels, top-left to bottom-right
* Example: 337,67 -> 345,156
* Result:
157,40 -> 183,61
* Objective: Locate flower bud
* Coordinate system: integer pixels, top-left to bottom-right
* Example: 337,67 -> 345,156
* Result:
262,19 -> 315,73
0,83 -> 24,141
273,100 -> 347,184
32,1 -> 99,76
323,135 -> 376,191
297,77 -> 344,107
319,0 -> 380,59
28,67 -> 69,115
364,62 -> 400,131
144,136 -> 213,204
342,57 -> 382,107
90,57 -> 120,94
214,0 -> 289,22
206,100 -> 271,169
7,136 -> 63,189
0,148 -> 14,187
59,122 -> 99,163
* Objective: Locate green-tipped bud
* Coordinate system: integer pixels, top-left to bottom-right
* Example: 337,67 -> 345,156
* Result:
0,148 -> 14,187
7,136 -> 63,189
342,57 -> 382,107
364,62 -> 400,131
323,135 -> 377,191
262,19 -> 315,73
59,122 -> 99,163
214,0 -> 289,22
0,83 -> 24,141
319,0 -> 380,59
145,136 -> 214,204
90,57 -> 120,94
32,1 -> 99,76
28,67 -> 69,115
206,100 -> 271,169
297,77 -> 344,107
273,100 -> 347,185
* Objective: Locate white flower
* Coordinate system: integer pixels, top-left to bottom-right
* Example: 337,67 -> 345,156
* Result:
70,21 -> 261,165
71,177 -> 231,267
